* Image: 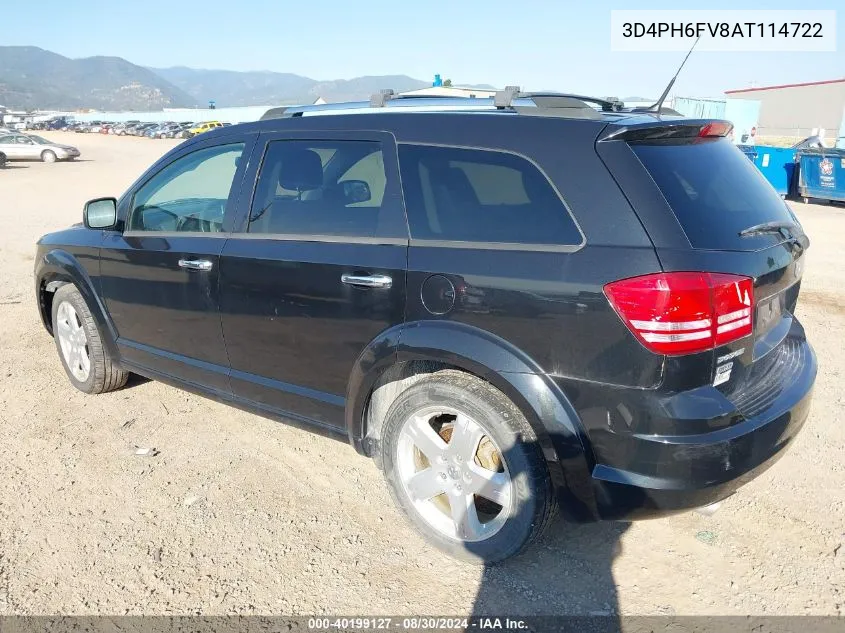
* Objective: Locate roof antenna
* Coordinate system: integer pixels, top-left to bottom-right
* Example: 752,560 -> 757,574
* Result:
648,35 -> 701,113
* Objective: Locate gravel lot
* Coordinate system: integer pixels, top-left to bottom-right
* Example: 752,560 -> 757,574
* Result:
0,132 -> 843,616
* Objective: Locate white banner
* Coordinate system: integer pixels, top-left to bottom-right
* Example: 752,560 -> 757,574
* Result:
611,10 -> 837,52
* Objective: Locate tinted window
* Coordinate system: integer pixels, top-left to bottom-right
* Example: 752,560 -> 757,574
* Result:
129,143 -> 244,232
398,144 -> 581,246
632,139 -> 797,250
249,140 -> 386,237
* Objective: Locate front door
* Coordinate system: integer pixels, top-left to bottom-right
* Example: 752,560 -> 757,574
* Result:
100,138 -> 251,392
1,134 -> 36,159
219,131 -> 408,428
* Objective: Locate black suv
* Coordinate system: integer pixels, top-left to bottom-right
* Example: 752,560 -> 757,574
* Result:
34,92 -> 816,562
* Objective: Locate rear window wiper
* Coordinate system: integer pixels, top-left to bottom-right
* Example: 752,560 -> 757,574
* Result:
738,221 -> 798,238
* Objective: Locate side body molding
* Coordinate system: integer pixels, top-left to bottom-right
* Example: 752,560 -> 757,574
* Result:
346,320 -> 600,520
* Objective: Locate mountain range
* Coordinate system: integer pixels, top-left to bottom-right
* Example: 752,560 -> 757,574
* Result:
0,46 -> 494,111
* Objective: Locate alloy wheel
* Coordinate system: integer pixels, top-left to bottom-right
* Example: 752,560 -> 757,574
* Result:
396,406 -> 513,543
56,301 -> 91,382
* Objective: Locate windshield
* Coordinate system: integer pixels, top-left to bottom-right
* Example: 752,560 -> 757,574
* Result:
28,135 -> 51,144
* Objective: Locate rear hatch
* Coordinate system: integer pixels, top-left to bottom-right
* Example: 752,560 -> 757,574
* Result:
598,120 -> 809,415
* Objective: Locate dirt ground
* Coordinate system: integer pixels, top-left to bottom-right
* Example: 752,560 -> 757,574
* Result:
0,132 -> 843,617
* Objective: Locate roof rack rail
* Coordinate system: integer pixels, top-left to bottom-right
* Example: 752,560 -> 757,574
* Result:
370,89 -> 395,107
494,86 -> 522,108
260,106 -> 289,121
494,87 -> 625,112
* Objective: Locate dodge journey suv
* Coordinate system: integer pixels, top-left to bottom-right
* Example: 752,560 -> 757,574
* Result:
34,90 -> 816,562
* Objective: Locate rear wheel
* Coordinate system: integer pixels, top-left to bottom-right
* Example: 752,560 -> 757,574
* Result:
41,150 -> 57,163
0,152 -> 6,168
51,284 -> 128,394
381,370 -> 556,563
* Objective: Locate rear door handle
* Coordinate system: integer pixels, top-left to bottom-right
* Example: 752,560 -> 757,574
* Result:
178,258 -> 213,271
341,273 -> 392,289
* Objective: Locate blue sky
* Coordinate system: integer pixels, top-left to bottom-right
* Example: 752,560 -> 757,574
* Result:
3,0 -> 842,98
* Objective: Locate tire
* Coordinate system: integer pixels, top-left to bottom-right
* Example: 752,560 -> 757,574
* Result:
381,370 -> 557,563
0,152 -> 6,168
41,150 -> 57,163
51,284 -> 128,394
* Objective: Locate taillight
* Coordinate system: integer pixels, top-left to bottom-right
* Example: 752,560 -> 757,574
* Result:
698,121 -> 733,138
604,272 -> 753,355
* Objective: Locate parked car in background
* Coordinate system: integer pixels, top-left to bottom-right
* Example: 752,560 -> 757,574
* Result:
156,123 -> 183,138
132,123 -> 158,137
114,121 -> 140,136
173,123 -> 195,138
145,123 -> 176,138
47,118 -> 71,131
185,121 -> 223,138
0,133 -> 80,162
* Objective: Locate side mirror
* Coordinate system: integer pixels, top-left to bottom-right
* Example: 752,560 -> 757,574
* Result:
341,180 -> 372,204
84,197 -> 117,229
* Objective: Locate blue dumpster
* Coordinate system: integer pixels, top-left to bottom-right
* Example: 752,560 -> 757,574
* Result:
737,144 -> 757,162
752,146 -> 797,197
798,148 -> 845,203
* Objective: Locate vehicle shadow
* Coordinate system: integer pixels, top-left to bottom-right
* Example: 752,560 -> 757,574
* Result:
1,164 -> 29,169
470,520 -> 627,617
123,373 -> 151,389
463,437 -> 626,622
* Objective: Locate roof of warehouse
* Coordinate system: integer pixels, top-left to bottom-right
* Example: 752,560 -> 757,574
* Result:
726,78 -> 845,94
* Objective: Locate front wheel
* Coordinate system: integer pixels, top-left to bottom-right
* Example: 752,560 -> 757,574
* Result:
381,370 -> 557,563
51,284 -> 128,394
41,150 -> 57,163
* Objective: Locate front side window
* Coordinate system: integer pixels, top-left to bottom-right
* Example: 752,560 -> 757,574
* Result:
128,143 -> 244,233
249,139 -> 386,237
398,144 -> 582,247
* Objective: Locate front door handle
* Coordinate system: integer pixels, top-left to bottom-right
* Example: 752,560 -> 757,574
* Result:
341,273 -> 392,289
178,258 -> 213,272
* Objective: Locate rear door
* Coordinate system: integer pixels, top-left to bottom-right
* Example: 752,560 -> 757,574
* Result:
218,130 -> 408,428
598,128 -> 809,406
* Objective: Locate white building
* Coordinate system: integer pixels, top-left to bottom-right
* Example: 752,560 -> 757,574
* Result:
399,86 -> 497,99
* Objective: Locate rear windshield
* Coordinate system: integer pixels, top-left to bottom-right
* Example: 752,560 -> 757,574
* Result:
632,139 -> 795,250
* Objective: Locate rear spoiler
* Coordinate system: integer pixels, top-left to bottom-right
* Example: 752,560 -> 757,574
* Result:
599,119 -> 733,143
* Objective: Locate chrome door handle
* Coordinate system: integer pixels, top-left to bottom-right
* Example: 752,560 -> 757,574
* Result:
341,273 -> 392,289
178,258 -> 213,271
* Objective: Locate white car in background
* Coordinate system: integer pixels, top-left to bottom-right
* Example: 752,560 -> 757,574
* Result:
0,133 -> 80,162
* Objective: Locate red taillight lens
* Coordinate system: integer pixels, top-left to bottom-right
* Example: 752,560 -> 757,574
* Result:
604,272 -> 753,355
699,121 -> 733,137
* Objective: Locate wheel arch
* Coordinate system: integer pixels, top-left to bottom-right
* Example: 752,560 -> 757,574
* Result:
345,319 -> 600,521
35,249 -> 120,358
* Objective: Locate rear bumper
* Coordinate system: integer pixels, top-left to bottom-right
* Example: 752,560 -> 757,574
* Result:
579,337 -> 816,521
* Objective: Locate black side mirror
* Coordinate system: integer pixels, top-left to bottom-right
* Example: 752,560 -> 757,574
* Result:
341,180 -> 372,204
84,197 -> 117,229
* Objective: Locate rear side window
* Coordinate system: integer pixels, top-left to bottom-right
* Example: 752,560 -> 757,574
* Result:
632,139 -> 796,250
398,144 -> 582,247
